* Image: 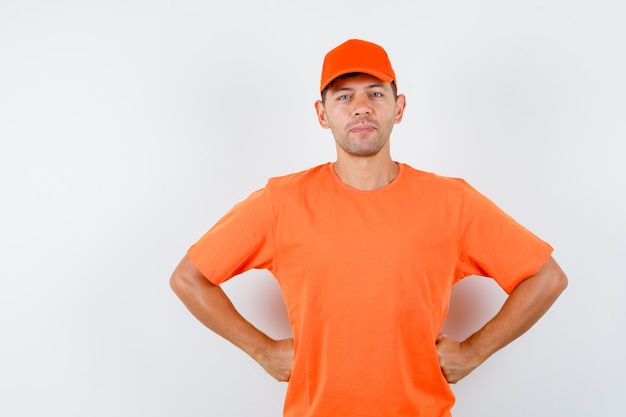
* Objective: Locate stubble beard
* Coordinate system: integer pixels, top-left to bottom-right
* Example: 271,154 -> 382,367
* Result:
335,130 -> 389,158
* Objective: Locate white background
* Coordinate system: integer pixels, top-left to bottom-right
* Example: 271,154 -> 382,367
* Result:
1,1 -> 624,416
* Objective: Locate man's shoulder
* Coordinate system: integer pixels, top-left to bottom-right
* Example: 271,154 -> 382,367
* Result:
399,163 -> 470,190
266,163 -> 331,189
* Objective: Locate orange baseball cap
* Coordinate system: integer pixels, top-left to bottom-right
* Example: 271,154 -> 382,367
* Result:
320,39 -> 397,92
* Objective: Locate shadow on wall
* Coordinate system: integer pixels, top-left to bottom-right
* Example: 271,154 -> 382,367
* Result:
441,275 -> 507,341
222,270 -> 293,340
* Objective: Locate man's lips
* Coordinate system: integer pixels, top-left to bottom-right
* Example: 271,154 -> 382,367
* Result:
349,123 -> 377,133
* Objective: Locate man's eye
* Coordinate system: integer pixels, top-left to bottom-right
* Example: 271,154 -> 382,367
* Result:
370,92 -> 382,97
338,95 -> 351,101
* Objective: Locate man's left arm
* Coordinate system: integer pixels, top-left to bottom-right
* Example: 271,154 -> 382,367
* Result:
436,255 -> 568,384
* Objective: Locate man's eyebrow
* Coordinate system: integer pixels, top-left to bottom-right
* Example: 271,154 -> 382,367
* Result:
331,83 -> 386,94
331,87 -> 353,94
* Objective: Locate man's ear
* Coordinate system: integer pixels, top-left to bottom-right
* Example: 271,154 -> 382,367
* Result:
314,100 -> 330,129
394,94 -> 407,124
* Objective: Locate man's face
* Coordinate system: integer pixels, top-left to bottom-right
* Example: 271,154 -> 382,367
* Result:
315,73 -> 406,158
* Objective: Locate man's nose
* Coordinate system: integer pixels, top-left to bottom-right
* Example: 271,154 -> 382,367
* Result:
352,94 -> 371,117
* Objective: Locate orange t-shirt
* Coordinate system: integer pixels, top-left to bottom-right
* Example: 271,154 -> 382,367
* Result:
188,162 -> 553,417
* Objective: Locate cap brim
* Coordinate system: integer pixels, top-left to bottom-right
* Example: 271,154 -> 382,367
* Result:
320,68 -> 395,92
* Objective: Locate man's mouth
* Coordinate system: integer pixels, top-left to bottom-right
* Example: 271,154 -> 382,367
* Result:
349,122 -> 377,133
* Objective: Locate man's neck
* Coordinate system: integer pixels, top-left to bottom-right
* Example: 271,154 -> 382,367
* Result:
332,153 -> 399,191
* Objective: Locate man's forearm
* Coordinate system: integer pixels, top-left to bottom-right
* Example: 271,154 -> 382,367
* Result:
170,255 -> 293,381
467,256 -> 567,362
438,256 -> 568,383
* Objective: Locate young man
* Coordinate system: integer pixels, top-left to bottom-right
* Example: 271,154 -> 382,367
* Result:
170,39 -> 568,416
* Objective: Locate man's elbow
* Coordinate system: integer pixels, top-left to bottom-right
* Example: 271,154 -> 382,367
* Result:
169,269 -> 184,296
555,268 -> 568,295
546,256 -> 568,298
169,269 -> 188,301
169,255 -> 201,298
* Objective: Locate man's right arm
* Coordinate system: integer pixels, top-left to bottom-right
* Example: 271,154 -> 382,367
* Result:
169,254 -> 293,382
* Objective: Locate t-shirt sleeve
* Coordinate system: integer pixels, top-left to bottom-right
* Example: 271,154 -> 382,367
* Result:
187,186 -> 275,285
455,180 -> 553,294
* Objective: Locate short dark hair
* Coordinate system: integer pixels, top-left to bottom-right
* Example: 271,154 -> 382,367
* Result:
321,72 -> 398,103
